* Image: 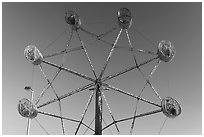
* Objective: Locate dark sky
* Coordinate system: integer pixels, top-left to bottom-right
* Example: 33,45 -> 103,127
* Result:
2,2 -> 202,135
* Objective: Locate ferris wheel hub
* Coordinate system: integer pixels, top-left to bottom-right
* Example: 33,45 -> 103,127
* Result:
161,97 -> 181,118
117,8 -> 132,29
18,98 -> 38,119
24,45 -> 43,65
65,10 -> 81,30
157,40 -> 175,62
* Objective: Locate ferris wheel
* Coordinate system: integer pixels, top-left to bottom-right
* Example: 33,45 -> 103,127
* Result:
18,7 -> 181,135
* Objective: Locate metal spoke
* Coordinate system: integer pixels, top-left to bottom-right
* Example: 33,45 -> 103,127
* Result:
130,101 -> 139,134
137,59 -> 161,82
43,46 -> 83,59
81,28 -> 155,56
138,56 -> 159,68
76,30 -> 97,79
38,111 -> 95,132
101,65 -> 136,82
130,59 -> 161,134
136,49 -> 157,55
102,109 -> 163,131
83,117 -> 95,135
101,57 -> 158,82
126,29 -> 141,135
98,26 -> 118,39
148,81 -> 162,101
137,59 -> 162,101
102,83 -> 161,108
35,29 -> 75,105
35,66 -> 62,105
34,118 -> 49,135
42,28 -> 68,54
58,101 -> 65,135
102,91 -> 120,134
102,118 -> 113,135
79,26 -> 117,46
39,65 -> 58,97
35,65 -> 56,105
132,26 -> 157,48
37,82 -> 95,109
80,27 -> 155,59
113,46 -> 157,56
129,85 -> 145,135
38,65 -> 65,134
38,111 -> 79,123
75,91 -> 94,135
158,117 -> 168,135
35,65 -> 58,105
126,29 -> 139,67
57,29 -> 75,134
62,29 -> 74,64
43,29 -> 74,59
149,59 -> 161,79
42,60 -> 95,82
35,57 -> 68,105
45,26 -> 117,58
98,29 -> 122,80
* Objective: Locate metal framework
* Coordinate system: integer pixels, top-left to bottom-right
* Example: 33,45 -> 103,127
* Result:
18,8 -> 181,135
